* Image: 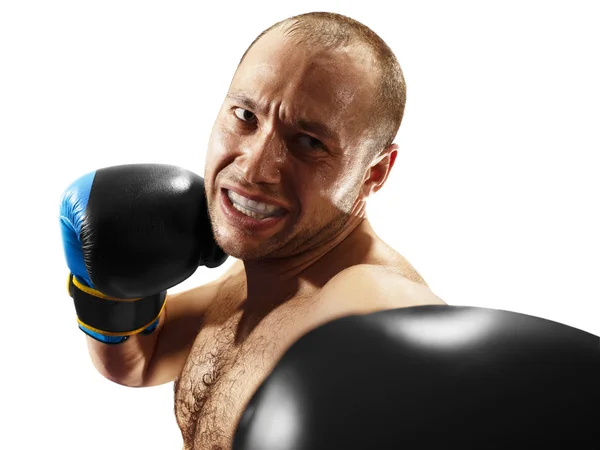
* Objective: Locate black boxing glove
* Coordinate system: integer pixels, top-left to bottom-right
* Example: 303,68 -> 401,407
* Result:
234,305 -> 600,448
59,163 -> 227,344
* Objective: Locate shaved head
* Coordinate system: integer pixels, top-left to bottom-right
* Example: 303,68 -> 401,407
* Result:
238,12 -> 406,162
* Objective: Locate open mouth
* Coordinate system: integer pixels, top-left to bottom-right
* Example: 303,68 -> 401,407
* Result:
226,189 -> 285,219
220,188 -> 288,231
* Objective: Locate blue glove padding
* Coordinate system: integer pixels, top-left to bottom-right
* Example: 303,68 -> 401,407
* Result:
60,170 -> 95,288
60,171 -> 160,343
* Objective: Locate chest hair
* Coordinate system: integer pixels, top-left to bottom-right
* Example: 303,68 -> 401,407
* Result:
174,304 -> 293,449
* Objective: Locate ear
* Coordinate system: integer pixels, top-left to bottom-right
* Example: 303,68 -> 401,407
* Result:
362,143 -> 398,196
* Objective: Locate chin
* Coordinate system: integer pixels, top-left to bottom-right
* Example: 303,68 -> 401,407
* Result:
217,231 -> 295,262
213,230 -> 262,260
219,245 -> 269,262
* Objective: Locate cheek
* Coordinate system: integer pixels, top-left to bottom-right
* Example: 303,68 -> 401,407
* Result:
329,183 -> 358,213
207,124 -> 230,160
297,166 -> 360,215
206,124 -> 236,176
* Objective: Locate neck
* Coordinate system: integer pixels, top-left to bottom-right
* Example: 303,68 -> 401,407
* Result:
241,215 -> 374,307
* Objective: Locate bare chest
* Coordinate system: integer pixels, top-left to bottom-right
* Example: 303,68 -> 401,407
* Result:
173,310 -> 296,450
171,260 -> 430,449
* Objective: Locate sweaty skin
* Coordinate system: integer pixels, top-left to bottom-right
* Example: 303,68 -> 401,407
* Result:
86,26 -> 445,450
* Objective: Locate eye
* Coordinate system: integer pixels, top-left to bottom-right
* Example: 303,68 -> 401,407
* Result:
297,134 -> 326,151
234,108 -> 256,123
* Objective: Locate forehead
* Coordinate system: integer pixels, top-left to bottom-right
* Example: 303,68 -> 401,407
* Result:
230,28 -> 379,137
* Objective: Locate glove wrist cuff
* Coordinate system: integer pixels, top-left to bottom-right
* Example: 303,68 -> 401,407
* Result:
68,274 -> 166,337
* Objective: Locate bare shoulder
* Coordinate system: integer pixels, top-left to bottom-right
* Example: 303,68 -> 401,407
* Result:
318,264 -> 446,313
163,258 -> 244,340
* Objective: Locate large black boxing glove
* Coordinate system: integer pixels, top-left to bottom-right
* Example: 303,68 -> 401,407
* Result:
59,164 -> 227,344
233,305 -> 600,448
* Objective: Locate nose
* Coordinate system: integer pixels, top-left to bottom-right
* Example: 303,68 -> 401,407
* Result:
238,128 -> 285,185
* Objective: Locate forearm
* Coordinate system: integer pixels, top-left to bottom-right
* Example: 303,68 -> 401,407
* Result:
86,312 -> 165,387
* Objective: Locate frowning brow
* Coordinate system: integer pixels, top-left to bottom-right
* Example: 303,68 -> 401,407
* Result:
226,92 -> 338,142
227,92 -> 267,114
295,118 -> 337,142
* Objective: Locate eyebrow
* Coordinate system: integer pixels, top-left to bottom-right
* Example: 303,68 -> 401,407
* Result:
227,92 -> 265,114
226,92 -> 338,142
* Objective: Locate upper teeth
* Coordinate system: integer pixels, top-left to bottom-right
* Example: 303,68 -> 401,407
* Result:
227,190 -> 282,216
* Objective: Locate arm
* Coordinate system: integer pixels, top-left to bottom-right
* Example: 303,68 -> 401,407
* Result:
87,285 -> 208,387
88,260 -> 243,387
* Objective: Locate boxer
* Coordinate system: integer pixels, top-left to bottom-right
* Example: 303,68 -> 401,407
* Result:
61,11 -> 448,449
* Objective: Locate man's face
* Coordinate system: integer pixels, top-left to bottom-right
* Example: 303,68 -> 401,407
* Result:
204,29 -> 380,261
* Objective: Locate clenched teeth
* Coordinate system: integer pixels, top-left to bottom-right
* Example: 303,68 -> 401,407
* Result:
227,190 -> 283,219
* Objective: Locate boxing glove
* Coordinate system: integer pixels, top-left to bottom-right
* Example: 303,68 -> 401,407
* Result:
233,305 -> 600,448
59,163 -> 227,344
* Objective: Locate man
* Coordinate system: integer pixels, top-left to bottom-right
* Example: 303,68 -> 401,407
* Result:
64,12 -> 445,450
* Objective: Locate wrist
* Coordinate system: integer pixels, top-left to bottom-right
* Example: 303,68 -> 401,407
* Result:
68,274 -> 166,344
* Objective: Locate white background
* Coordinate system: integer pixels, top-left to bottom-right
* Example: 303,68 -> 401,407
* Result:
1,1 -> 598,448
